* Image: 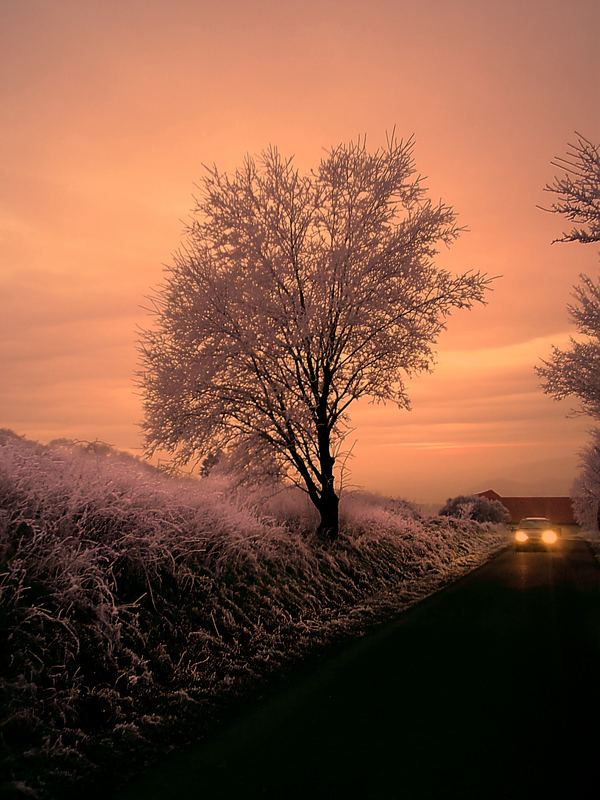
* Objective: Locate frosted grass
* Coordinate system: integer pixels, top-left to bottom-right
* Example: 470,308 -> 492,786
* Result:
0,430 -> 506,797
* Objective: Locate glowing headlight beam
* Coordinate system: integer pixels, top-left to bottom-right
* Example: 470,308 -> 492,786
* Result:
541,529 -> 558,545
515,531 -> 529,543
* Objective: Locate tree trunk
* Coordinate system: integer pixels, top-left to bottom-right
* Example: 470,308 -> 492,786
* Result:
317,487 -> 339,540
315,382 -> 338,540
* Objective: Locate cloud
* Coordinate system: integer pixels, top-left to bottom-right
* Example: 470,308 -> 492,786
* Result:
1,0 -> 598,500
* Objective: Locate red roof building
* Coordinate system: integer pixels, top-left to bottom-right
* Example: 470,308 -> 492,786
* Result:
475,490 -> 576,525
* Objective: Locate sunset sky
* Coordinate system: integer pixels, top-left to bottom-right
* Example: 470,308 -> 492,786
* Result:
1,0 -> 599,503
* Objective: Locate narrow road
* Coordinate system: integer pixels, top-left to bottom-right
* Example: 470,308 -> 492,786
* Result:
118,538 -> 600,799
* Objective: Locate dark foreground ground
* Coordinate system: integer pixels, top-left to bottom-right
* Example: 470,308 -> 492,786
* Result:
116,537 -> 600,799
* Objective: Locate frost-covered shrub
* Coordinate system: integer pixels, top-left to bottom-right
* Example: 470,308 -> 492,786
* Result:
0,433 -> 505,797
250,486 -> 419,531
439,494 -> 510,524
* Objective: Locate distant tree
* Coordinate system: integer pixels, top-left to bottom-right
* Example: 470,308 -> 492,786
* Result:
140,134 -> 490,539
439,494 -> 510,524
199,450 -> 222,478
48,438 -> 115,456
542,132 -> 600,244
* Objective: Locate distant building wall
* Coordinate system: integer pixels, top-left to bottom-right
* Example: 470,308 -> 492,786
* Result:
475,490 -> 575,525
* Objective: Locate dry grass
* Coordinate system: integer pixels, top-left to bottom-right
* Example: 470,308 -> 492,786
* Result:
0,430 -> 507,797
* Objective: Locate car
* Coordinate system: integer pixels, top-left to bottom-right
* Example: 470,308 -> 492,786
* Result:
513,517 -> 560,549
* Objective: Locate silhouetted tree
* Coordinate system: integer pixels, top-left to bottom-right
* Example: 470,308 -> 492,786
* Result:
140,134 -> 490,539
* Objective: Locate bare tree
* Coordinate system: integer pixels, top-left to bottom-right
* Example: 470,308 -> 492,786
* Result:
537,274 -> 600,416
542,132 -> 600,244
140,135 -> 490,538
538,134 -> 600,531
537,135 -> 600,413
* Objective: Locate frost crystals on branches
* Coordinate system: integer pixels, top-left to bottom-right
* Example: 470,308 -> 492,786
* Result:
140,134 -> 490,538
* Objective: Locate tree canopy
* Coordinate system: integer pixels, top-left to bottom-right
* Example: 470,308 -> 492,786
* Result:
140,135 -> 490,537
538,135 -> 600,417
542,132 -> 600,244
538,133 -> 600,532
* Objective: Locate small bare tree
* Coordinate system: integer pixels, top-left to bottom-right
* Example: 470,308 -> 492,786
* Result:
140,135 -> 490,538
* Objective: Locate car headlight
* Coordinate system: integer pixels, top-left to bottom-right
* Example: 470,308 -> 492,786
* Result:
541,529 -> 558,544
515,531 -> 528,543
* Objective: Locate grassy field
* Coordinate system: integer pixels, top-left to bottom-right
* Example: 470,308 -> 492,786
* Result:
0,430 -> 507,798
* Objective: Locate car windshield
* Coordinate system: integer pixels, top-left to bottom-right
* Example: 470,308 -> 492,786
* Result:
518,518 -> 552,529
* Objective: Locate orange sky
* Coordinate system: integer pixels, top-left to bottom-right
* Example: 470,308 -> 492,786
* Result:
1,0 -> 599,503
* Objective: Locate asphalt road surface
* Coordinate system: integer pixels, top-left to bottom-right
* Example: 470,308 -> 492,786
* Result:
118,537 -> 600,799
